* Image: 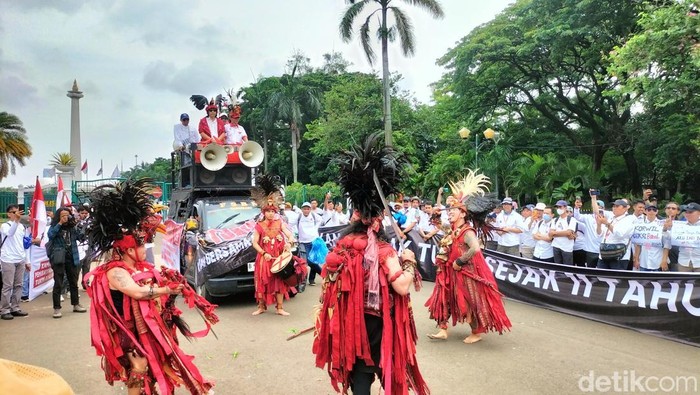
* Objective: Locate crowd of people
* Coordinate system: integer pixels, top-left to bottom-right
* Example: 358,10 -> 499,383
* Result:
386,187 -> 699,273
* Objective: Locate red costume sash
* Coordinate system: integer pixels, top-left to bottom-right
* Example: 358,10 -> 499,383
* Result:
313,233 -> 429,395
85,261 -> 218,395
254,220 -> 295,304
198,117 -> 225,140
425,225 -> 512,333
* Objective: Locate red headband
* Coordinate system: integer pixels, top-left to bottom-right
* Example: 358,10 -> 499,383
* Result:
113,235 -> 140,251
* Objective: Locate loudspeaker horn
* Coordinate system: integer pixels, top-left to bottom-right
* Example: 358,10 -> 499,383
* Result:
200,143 -> 227,171
239,141 -> 264,168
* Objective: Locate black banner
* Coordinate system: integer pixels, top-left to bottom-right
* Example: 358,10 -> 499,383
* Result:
483,250 -> 700,347
195,234 -> 257,286
318,226 -> 700,346
317,226 -> 438,281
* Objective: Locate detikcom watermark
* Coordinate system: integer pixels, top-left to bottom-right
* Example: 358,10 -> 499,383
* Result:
578,370 -> 698,393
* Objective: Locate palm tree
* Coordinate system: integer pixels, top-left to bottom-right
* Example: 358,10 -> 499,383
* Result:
0,111 -> 32,181
264,63 -> 321,183
340,0 -> 444,147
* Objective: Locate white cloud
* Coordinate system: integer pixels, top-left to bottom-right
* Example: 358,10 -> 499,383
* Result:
0,0 -> 512,188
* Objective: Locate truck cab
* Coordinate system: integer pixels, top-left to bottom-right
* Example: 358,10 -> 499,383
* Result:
167,141 -> 264,301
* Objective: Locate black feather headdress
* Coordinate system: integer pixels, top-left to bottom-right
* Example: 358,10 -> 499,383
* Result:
334,132 -> 407,220
87,178 -> 156,254
251,173 -> 283,210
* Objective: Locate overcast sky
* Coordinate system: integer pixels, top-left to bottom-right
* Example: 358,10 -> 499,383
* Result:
0,0 -> 512,188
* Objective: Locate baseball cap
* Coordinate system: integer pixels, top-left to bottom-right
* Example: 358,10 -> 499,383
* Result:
523,204 -> 535,211
501,197 -> 513,205
403,197 -> 410,202
684,202 -> 700,212
180,113 -> 189,121
534,203 -> 546,211
284,202 -> 292,209
596,200 -> 605,208
612,199 -> 629,207
555,200 -> 568,207
301,202 -> 311,208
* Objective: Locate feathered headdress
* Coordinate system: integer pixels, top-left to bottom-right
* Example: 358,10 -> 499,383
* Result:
335,132 -> 407,220
448,169 -> 491,210
86,178 -> 156,255
447,169 -> 499,240
251,173 -> 283,212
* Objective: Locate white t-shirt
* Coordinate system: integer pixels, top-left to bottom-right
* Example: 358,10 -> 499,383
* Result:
284,210 -> 300,235
225,124 -> 247,145
520,217 -> 537,248
0,221 -> 26,263
550,215 -> 578,252
636,218 -> 671,270
206,118 -> 220,139
533,220 -> 554,259
297,213 -> 321,243
173,123 -> 199,148
322,209 -> 339,227
496,211 -> 523,247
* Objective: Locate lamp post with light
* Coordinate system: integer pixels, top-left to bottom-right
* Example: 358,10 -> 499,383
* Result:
459,127 -> 503,196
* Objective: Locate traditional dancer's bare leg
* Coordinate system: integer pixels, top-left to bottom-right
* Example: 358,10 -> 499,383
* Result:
427,323 -> 448,340
252,302 -> 266,316
275,293 -> 290,316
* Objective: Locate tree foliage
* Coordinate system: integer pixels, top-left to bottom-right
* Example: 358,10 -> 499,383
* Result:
0,111 -> 32,181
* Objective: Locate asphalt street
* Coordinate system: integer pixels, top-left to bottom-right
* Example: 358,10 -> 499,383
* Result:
1,273 -> 699,395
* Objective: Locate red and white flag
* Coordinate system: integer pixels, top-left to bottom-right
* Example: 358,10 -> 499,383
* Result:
30,177 -> 47,239
56,177 -> 71,208
81,160 -> 88,175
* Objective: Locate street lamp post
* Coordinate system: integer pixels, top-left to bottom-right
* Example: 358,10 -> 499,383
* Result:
459,127 -> 504,196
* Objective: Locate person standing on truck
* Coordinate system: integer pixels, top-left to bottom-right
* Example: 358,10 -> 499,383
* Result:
250,175 -> 297,316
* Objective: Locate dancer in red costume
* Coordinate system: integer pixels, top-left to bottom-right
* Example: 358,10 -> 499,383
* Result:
425,170 -> 511,344
85,179 -> 218,395
198,98 -> 226,144
250,174 -> 297,316
313,133 -> 429,395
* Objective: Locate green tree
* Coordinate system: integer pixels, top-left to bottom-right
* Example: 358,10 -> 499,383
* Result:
339,0 -> 444,147
264,62 -> 322,183
609,1 -> 700,197
0,111 -> 32,181
121,158 -> 173,182
436,0 -> 641,188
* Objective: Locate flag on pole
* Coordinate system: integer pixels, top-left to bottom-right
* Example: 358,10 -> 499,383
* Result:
111,165 -> 121,178
81,160 -> 88,175
30,177 -> 47,239
42,168 -> 56,178
96,160 -> 103,177
56,177 -> 71,208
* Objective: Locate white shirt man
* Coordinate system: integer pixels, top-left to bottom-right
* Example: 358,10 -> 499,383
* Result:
173,114 -> 200,149
633,205 -> 671,271
519,205 -> 537,259
533,207 -> 555,261
1,206 -> 29,319
549,200 -> 578,265
495,198 -> 523,256
225,123 -> 248,145
666,202 -> 700,272
595,199 -> 637,270
283,204 -> 300,235
298,204 -> 322,244
573,198 -> 607,267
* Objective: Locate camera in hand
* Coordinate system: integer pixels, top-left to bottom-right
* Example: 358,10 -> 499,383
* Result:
589,189 -> 600,196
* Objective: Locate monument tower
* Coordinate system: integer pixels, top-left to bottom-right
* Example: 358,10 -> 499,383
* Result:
66,79 -> 84,180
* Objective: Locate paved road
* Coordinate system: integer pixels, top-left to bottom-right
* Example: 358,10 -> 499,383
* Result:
2,274 -> 698,395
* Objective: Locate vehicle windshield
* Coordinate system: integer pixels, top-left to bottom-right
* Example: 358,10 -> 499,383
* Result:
202,200 -> 259,230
